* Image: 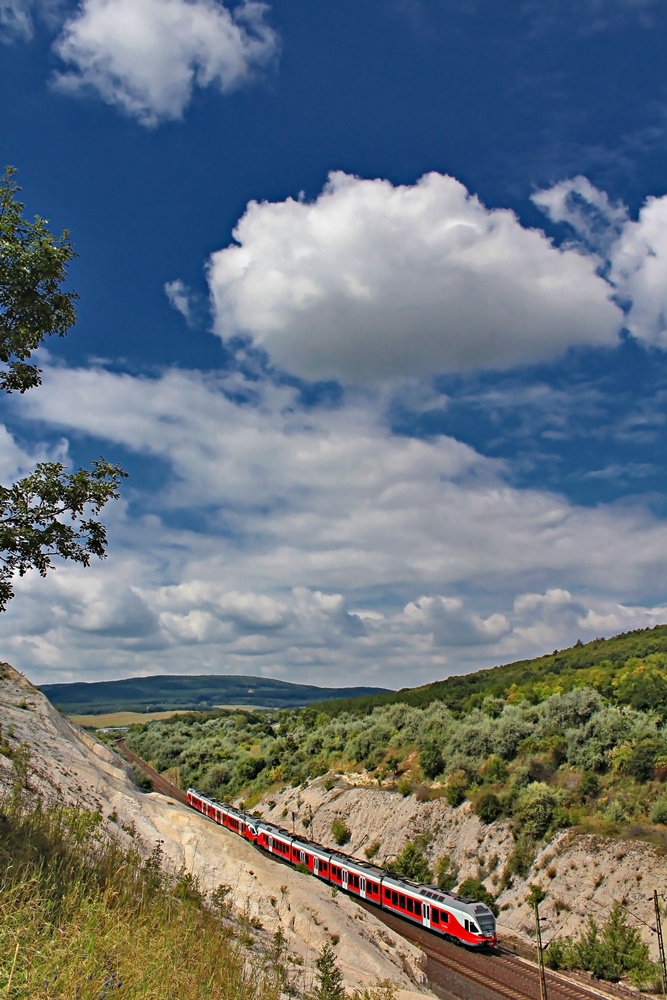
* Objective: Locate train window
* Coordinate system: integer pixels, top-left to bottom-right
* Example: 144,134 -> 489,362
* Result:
391,891 -> 398,906
399,894 -> 406,909
352,875 -> 359,889
432,910 -> 439,924
414,902 -> 421,917
384,887 -> 390,899
441,911 -> 448,923
407,898 -> 413,913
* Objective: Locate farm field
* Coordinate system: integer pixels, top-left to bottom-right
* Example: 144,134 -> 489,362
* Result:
70,710 -> 188,728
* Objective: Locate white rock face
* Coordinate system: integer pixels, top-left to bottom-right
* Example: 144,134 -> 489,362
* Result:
253,774 -> 667,960
0,663 -> 428,997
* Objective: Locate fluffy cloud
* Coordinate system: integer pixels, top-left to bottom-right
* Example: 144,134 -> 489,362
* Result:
2,361 -> 667,685
608,195 -> 667,348
52,0 -> 278,125
535,179 -> 667,349
208,171 -> 623,382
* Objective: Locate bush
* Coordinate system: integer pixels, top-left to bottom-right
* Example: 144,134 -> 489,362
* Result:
132,764 -> 153,790
650,796 -> 667,825
512,782 -> 558,839
446,783 -> 466,807
389,840 -> 432,883
434,854 -> 458,891
331,818 -> 351,846
457,878 -> 499,916
500,836 -> 535,888
475,792 -> 503,824
419,744 -> 444,779
545,902 -> 657,987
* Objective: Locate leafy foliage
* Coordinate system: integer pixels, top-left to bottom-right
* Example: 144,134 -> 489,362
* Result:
545,902 -> 657,988
0,167 -> 125,609
331,818 -> 351,846
457,878 -> 498,916
0,166 -> 78,394
388,838 -> 432,882
0,460 -> 127,611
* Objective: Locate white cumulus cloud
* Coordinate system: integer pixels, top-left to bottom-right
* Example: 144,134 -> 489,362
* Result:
609,195 -> 667,348
535,178 -> 667,350
208,170 -> 623,383
52,0 -> 278,125
4,360 -> 667,685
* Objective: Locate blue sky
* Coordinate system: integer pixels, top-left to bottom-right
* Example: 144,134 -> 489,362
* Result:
2,0 -> 667,686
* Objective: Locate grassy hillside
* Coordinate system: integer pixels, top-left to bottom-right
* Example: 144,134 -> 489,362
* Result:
312,624 -> 667,717
40,674 -> 390,715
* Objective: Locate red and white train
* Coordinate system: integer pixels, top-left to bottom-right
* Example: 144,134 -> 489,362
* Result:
186,787 -> 497,948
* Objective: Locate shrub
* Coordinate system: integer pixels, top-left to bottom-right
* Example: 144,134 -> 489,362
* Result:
650,796 -> 667,825
545,902 -> 657,988
457,878 -> 499,916
446,783 -> 466,807
500,836 -> 535,888
389,840 -> 432,883
331,818 -> 351,846
396,777 -> 412,797
434,854 -> 458,891
364,840 -> 381,859
475,792 -> 503,824
419,743 -> 444,779
480,754 -> 508,782
512,782 -> 558,839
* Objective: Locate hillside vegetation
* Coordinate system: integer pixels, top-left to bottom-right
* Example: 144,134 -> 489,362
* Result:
125,626 -> 667,890
311,624 -> 667,717
0,767 -> 285,999
41,674 -> 389,715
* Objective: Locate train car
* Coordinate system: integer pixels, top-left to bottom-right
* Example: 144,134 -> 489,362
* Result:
282,833 -> 334,880
327,853 -> 384,904
186,788 -> 258,843
419,886 -> 497,948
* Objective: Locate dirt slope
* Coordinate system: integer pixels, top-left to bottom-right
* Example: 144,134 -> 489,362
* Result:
0,663 -> 429,998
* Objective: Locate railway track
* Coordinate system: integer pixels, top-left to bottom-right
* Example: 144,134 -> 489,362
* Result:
357,900 -> 611,1000
116,742 -> 620,1000
116,738 -> 188,804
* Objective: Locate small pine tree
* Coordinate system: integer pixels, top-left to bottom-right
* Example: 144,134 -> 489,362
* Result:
309,943 -> 346,1000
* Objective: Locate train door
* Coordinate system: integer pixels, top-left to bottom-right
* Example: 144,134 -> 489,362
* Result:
360,877 -> 366,899
268,835 -> 274,854
342,870 -> 348,890
313,857 -> 319,876
422,903 -> 431,929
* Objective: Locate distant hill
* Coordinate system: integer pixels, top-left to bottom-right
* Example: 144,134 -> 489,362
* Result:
40,674 -> 391,715
312,623 -> 667,717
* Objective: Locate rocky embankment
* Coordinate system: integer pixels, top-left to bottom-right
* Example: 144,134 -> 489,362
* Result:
0,663 -> 429,998
252,775 -> 667,960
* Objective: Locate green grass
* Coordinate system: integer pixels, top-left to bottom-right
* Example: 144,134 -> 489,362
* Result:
0,772 -> 285,999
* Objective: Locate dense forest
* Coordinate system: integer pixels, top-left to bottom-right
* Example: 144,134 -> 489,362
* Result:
125,627 -> 667,852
